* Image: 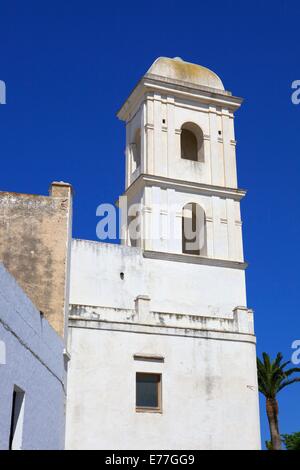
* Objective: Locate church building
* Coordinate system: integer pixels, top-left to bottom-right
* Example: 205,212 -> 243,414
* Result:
0,57 -> 261,450
65,57 -> 261,450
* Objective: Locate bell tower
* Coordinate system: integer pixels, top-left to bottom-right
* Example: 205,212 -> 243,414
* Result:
66,57 -> 261,450
118,56 -> 246,264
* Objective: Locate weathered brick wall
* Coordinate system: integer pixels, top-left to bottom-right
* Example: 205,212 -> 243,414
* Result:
0,182 -> 72,337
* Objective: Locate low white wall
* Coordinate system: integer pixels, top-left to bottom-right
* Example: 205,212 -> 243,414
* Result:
0,264 -> 66,450
70,239 -> 247,318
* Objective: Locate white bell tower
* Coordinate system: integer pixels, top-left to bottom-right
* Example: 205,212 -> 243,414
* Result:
118,56 -> 245,265
66,57 -> 261,450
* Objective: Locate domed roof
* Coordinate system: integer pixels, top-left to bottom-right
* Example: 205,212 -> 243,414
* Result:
147,57 -> 224,91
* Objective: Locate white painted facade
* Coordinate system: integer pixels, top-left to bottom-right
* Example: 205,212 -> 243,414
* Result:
66,317 -> 259,450
0,264 -> 66,450
66,58 -> 261,449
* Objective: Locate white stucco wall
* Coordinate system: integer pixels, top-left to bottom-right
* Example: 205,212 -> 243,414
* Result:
67,239 -> 260,449
70,239 -> 247,318
0,264 -> 66,450
66,322 -> 260,450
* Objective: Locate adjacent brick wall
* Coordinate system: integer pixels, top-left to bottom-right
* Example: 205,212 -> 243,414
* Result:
0,182 -> 72,337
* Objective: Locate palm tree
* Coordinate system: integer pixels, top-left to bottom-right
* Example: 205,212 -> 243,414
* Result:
282,432 -> 300,450
257,352 -> 300,450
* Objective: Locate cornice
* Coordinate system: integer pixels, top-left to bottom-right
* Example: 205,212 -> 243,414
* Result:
143,250 -> 247,270
68,317 -> 255,344
122,174 -> 247,202
117,74 -> 243,121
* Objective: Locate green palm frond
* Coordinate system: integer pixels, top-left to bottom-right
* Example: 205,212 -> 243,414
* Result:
277,361 -> 291,370
278,377 -> 300,392
273,353 -> 284,369
283,367 -> 300,377
263,352 -> 272,371
257,352 -> 300,399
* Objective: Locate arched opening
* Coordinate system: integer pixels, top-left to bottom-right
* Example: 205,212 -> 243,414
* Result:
131,128 -> 141,172
182,202 -> 207,256
180,123 -> 204,162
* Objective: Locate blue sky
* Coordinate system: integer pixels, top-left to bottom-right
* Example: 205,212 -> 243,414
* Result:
1,0 -> 299,448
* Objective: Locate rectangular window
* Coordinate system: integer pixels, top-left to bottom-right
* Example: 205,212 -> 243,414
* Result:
9,386 -> 25,450
136,373 -> 162,412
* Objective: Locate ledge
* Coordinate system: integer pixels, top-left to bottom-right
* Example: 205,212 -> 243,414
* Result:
69,302 -> 255,338
121,174 -> 246,202
133,353 -> 164,363
143,250 -> 248,270
68,317 -> 256,344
